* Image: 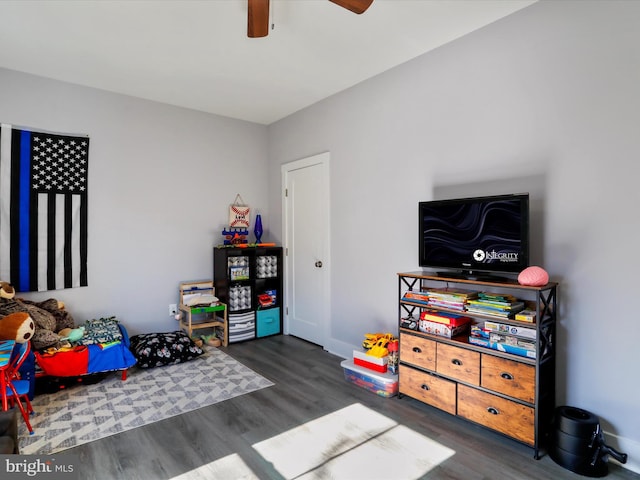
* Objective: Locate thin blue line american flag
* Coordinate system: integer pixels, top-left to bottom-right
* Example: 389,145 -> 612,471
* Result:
0,124 -> 89,292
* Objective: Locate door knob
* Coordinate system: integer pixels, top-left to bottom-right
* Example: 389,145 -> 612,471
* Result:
315,261 -> 323,268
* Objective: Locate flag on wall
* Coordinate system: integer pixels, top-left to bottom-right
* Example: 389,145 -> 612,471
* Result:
0,124 -> 89,292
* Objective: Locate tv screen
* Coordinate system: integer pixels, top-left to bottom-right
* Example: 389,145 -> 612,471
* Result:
419,193 -> 530,277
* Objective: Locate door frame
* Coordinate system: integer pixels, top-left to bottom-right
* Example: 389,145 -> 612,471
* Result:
281,152 -> 331,347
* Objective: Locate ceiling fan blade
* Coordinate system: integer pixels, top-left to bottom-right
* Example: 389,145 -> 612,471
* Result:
328,0 -> 374,15
248,0 -> 269,38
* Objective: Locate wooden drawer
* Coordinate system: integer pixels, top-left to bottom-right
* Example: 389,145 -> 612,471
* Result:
436,343 -> 480,385
481,354 -> 535,403
400,333 -> 436,371
399,365 -> 456,415
458,384 -> 534,446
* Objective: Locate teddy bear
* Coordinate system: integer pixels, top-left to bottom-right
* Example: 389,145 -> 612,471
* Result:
0,311 -> 35,343
0,281 -> 75,351
0,281 -> 15,300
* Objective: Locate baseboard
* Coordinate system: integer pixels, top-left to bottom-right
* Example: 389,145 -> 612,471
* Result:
324,337 -> 356,360
605,431 -> 639,474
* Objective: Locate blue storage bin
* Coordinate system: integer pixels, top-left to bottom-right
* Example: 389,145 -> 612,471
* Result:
257,308 -> 280,337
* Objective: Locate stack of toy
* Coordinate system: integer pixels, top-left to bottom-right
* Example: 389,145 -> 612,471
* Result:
341,332 -> 399,397
352,332 -> 396,373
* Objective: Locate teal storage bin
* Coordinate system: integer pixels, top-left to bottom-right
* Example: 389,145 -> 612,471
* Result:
257,308 -> 280,337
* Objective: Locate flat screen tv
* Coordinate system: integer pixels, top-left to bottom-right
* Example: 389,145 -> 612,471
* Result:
419,193 -> 530,278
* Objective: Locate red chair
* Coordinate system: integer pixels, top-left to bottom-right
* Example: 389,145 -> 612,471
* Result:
3,342 -> 34,435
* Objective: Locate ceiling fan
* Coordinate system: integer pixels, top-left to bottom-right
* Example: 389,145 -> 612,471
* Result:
247,0 -> 374,38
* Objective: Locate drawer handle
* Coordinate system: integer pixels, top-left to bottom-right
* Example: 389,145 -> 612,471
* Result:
487,407 -> 500,415
412,347 -> 422,353
421,384 -> 430,391
451,358 -> 462,366
500,372 -> 514,381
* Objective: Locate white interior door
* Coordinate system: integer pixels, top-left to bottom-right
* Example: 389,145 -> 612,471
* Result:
282,152 -> 330,347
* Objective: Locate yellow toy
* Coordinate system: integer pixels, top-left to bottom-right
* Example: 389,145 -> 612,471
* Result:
362,333 -> 381,350
362,332 -> 397,357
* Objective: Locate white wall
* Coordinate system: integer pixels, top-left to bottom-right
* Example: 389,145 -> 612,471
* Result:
268,0 -> 640,472
0,67 -> 269,336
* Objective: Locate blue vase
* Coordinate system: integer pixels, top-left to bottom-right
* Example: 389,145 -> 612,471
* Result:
254,214 -> 263,243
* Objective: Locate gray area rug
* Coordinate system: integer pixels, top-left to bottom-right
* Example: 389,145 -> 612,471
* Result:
18,348 -> 274,455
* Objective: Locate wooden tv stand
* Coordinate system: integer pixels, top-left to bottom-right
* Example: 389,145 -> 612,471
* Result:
397,271 -> 557,458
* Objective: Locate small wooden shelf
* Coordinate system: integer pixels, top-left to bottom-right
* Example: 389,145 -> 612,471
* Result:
178,280 -> 228,346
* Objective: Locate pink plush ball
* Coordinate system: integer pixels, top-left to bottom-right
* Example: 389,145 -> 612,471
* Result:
518,266 -> 549,286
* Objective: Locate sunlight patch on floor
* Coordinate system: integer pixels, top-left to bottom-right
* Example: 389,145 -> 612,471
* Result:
170,453 -> 260,480
253,403 -> 456,480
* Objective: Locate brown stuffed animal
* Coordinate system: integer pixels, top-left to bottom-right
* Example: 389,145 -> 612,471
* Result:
0,281 -> 75,350
0,312 -> 35,343
0,282 -> 15,300
19,298 -> 75,332
0,297 -> 58,349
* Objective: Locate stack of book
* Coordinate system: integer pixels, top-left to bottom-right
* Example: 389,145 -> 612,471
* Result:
466,292 -> 525,318
401,290 -> 430,304
469,320 -> 537,359
419,309 -> 472,338
424,287 -> 478,311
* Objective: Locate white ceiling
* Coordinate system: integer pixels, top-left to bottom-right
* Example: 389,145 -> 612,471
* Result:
0,0 -> 536,125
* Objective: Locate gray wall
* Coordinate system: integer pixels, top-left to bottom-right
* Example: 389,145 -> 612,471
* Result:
0,67 -> 270,336
268,0 -> 640,471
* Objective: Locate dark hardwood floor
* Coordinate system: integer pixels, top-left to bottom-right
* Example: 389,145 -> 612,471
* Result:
69,335 -> 637,479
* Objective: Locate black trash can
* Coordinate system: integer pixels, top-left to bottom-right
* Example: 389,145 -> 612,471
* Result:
550,406 -> 628,477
